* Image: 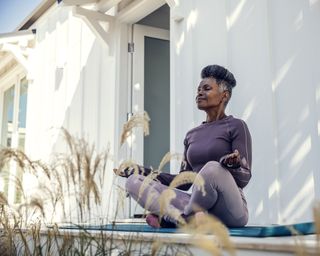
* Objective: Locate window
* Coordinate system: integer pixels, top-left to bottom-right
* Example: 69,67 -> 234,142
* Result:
0,76 -> 28,203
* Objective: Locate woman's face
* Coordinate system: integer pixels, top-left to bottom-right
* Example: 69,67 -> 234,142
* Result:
195,77 -> 226,110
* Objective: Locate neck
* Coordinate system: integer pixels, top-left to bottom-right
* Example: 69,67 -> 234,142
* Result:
205,106 -> 226,122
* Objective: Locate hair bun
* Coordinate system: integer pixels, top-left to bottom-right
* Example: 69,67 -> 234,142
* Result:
201,65 -> 236,88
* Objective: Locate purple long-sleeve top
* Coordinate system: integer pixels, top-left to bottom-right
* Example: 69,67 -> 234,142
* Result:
180,115 -> 252,188
131,115 -> 252,190
132,115 -> 252,189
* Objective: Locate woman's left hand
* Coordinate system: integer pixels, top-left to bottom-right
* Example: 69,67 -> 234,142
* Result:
223,149 -> 241,168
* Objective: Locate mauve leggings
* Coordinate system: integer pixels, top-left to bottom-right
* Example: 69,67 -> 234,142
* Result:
125,161 -> 248,227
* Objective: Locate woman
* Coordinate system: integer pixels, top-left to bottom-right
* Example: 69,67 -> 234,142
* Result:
115,65 -> 252,228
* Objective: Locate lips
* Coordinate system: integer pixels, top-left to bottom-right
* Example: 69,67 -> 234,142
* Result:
196,97 -> 206,103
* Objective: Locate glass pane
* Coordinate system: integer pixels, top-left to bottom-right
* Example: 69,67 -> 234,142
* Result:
1,85 -> 15,148
18,78 -> 28,151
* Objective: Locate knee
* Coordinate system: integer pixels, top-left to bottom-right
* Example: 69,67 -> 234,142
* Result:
200,161 -> 227,177
125,174 -> 144,195
198,161 -> 233,186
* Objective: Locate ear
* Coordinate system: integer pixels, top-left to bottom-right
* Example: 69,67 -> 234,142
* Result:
223,91 -> 230,102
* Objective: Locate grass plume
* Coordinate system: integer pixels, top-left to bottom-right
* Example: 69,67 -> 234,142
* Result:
120,111 -> 150,146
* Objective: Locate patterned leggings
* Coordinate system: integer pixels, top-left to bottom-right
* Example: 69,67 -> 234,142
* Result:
125,161 -> 248,227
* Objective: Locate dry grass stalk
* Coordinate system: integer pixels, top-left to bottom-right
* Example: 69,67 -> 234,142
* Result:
169,171 -> 206,196
0,128 -> 121,254
158,188 -> 186,225
137,173 -> 157,200
144,190 -> 159,213
182,214 -> 235,256
158,152 -> 183,172
151,240 -> 162,256
0,192 -> 8,206
117,160 -> 140,177
120,111 -> 150,146
314,202 -> 320,253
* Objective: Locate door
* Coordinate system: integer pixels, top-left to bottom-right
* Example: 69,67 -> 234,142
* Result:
131,24 -> 170,170
128,24 -> 170,217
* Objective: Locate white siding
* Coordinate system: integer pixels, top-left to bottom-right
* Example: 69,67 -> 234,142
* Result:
25,6 -> 116,218
171,0 -> 320,224
21,0 -> 320,224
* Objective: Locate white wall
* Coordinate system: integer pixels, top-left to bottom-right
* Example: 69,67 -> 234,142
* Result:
25,4 -> 117,219
170,0 -> 320,224
21,0 -> 320,224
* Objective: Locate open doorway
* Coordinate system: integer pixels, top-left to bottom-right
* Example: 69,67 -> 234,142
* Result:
127,4 -> 170,218
130,4 -> 170,171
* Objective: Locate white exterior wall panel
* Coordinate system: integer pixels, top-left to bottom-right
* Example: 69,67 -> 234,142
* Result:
170,0 -> 320,224
25,6 -> 116,218
268,0 -> 320,223
16,0 -> 319,224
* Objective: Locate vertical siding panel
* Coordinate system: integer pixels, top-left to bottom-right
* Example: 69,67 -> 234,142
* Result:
81,25 -> 100,143
66,14 -> 83,136
225,0 -> 280,224
269,0 -> 319,223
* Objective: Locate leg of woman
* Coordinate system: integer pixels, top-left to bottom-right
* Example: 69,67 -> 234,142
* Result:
183,161 -> 248,227
125,174 -> 191,219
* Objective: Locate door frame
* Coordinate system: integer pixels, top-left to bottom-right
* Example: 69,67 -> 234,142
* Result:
130,24 -> 170,166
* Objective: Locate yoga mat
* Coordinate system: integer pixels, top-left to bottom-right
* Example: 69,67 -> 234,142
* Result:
59,221 -> 315,237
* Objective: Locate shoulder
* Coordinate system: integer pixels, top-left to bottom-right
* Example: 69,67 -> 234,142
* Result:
183,123 -> 205,144
227,116 -> 249,130
227,116 -> 251,140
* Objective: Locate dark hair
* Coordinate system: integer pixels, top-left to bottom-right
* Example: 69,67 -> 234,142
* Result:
201,65 -> 236,94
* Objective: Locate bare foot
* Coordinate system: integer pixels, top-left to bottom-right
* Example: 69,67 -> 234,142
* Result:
146,214 -> 161,228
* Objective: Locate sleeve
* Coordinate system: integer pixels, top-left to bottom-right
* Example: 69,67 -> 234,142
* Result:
220,120 -> 252,188
123,165 -> 178,186
180,137 -> 193,173
169,136 -> 193,191
123,136 -> 193,190
156,136 -> 194,191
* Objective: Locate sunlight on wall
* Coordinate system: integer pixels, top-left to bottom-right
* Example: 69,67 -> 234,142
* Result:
309,0 -> 319,6
316,85 -> 320,102
134,83 -> 141,90
298,105 -> 310,122
126,133 -> 135,148
175,32 -> 185,55
133,104 -> 139,111
289,135 -> 311,168
272,56 -> 295,92
255,200 -> 263,217
226,0 -> 246,31
241,98 -> 255,121
294,10 -> 303,31
167,0 -> 180,8
282,174 -> 314,222
186,9 -> 198,31
280,133 -> 301,161
268,179 -> 280,199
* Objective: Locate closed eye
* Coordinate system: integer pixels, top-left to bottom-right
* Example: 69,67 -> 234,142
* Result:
198,84 -> 212,92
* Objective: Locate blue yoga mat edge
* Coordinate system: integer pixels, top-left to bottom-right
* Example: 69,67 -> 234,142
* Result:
58,221 -> 315,237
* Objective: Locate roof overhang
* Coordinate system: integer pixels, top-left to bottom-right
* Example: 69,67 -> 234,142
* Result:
14,0 -> 179,33
0,30 -> 36,78
15,0 -> 56,31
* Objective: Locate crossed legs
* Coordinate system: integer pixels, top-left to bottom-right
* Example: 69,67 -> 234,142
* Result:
125,161 -> 248,227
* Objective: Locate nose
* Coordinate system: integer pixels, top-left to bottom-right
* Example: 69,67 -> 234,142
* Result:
197,88 -> 204,97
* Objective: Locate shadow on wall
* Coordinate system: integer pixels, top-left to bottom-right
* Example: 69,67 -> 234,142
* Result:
28,0 -> 320,224
222,0 -> 319,224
